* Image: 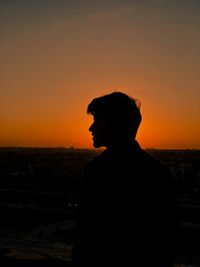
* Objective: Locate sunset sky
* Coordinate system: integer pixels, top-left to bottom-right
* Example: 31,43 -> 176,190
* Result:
1,0 -> 199,149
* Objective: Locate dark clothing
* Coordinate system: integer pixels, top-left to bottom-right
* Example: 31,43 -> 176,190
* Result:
73,141 -> 179,266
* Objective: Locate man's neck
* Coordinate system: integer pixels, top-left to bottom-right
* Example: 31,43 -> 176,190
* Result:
106,139 -> 139,151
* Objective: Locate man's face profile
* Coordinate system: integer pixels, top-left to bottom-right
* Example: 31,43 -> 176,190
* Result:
89,115 -> 111,148
87,92 -> 142,148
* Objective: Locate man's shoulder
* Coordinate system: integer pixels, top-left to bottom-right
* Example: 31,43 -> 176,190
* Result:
138,149 -> 170,175
85,150 -> 109,168
83,151 -> 108,173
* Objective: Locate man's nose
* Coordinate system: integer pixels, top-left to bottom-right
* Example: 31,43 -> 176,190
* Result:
89,123 -> 94,132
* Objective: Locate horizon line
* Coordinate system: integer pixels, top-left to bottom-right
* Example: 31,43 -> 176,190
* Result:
0,146 -> 199,151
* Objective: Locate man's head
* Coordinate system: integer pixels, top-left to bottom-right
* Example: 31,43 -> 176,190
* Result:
87,92 -> 142,148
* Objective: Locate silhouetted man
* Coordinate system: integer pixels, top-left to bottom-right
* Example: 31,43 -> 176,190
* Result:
72,92 -> 179,266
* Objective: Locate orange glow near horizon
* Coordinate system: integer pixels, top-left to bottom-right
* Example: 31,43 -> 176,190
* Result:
1,92 -> 199,149
0,1 -> 199,149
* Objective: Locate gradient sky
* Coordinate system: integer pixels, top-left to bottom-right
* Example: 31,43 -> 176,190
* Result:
0,0 -> 200,149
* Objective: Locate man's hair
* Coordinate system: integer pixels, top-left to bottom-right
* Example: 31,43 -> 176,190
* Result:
87,91 -> 142,138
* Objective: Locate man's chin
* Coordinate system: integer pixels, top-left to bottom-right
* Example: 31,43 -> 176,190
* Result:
93,142 -> 101,148
93,139 -> 104,148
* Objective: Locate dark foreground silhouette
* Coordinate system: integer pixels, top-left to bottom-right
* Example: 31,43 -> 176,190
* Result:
72,92 -> 180,266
